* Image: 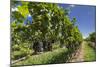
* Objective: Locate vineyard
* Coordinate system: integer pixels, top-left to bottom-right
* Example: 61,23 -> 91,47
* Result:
11,1 -> 96,66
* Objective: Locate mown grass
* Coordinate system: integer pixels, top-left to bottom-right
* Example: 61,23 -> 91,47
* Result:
84,42 -> 96,62
12,48 -> 68,66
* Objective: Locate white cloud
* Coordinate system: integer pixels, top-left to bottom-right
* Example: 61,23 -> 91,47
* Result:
69,4 -> 76,8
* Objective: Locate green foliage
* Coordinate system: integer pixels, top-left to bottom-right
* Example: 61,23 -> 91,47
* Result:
52,43 -> 60,50
12,44 -> 20,51
18,2 -> 29,18
11,1 -> 83,44
85,32 -> 96,42
13,48 -> 68,65
12,51 -> 27,60
89,32 -> 96,42
11,43 -> 32,60
85,32 -> 96,49
11,1 -> 83,65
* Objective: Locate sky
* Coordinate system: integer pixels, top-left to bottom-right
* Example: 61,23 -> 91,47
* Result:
58,4 -> 96,38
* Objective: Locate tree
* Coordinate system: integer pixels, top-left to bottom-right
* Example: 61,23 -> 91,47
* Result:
86,32 -> 96,42
11,1 -> 83,54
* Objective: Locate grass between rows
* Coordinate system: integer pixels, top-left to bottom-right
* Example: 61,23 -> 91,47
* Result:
13,48 -> 68,66
84,42 -> 96,62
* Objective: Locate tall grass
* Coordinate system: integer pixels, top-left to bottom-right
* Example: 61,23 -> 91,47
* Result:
13,48 -> 68,66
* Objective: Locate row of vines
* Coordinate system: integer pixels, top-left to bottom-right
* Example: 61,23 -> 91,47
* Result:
11,1 -> 83,65
85,32 -> 96,49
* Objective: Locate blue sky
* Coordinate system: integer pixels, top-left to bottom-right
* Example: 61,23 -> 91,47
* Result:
59,4 -> 96,38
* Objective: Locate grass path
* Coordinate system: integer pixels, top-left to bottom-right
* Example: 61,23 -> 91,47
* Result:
75,41 -> 84,62
83,41 -> 96,61
70,41 -> 96,62
69,41 -> 84,62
